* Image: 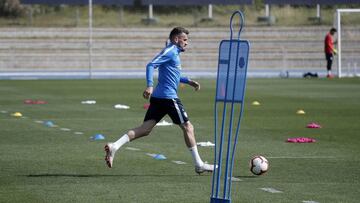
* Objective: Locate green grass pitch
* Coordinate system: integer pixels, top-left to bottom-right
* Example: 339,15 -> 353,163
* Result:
0,78 -> 359,203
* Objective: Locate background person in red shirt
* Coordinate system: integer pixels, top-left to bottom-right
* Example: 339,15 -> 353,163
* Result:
324,28 -> 337,78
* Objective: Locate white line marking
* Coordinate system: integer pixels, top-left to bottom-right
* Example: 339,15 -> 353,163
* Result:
259,188 -> 283,193
302,201 -> 319,203
156,120 -> 173,126
231,177 -> 242,182
0,110 -> 8,113
172,160 -> 186,165
60,128 -> 71,131
114,104 -> 130,109
146,153 -> 156,158
197,141 -> 215,147
34,120 -> 43,124
125,147 -> 141,151
74,132 -> 84,135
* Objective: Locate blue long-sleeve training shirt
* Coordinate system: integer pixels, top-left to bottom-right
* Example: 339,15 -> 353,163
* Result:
146,43 -> 189,99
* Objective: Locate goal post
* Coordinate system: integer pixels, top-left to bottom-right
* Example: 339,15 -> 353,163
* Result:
336,8 -> 360,78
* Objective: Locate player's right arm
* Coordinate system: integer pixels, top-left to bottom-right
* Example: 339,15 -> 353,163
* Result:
143,63 -> 156,99
143,46 -> 173,99
143,86 -> 153,99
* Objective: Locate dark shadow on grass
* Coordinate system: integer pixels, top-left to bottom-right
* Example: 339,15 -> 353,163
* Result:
24,173 -> 207,178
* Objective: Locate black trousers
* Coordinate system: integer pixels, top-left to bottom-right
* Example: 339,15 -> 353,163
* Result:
325,53 -> 333,71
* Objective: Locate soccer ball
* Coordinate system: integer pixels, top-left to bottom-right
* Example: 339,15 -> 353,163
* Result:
250,155 -> 269,175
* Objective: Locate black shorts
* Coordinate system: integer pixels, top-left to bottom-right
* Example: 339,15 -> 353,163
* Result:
325,53 -> 333,71
144,97 -> 189,125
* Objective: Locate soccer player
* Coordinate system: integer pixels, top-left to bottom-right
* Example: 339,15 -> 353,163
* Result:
104,27 -> 215,174
324,28 -> 337,78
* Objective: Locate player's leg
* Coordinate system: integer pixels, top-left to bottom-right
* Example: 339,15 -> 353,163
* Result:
105,120 -> 157,168
114,119 -> 158,149
326,53 -> 333,77
105,97 -> 165,168
179,122 -> 215,174
169,98 -> 215,174
180,121 -> 196,148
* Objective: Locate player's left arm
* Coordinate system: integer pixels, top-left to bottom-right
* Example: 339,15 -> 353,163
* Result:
332,37 -> 337,54
326,36 -> 337,55
181,77 -> 200,91
333,36 -> 337,44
